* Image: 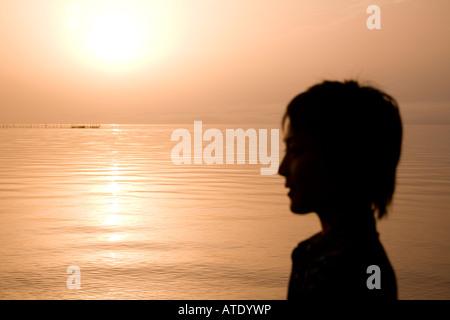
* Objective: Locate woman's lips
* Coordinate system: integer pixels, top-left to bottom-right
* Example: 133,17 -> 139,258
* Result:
288,188 -> 295,197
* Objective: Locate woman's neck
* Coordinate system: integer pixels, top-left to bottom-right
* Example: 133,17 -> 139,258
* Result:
317,206 -> 376,236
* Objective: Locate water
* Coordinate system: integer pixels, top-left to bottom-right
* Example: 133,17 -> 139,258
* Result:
0,124 -> 449,300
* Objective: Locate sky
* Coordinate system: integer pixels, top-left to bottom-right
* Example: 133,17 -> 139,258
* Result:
0,0 -> 449,124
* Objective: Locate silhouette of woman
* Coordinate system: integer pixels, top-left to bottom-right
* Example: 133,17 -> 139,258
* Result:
278,80 -> 402,300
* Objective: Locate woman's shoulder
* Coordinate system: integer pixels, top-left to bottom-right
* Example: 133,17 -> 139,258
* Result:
289,229 -> 397,300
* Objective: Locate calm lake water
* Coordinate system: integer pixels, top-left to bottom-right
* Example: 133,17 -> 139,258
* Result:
0,124 -> 449,300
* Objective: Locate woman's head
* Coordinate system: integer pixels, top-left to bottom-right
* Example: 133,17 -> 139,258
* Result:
278,80 -> 402,219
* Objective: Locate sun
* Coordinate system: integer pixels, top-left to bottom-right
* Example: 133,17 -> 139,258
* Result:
64,2 -> 179,71
88,10 -> 141,63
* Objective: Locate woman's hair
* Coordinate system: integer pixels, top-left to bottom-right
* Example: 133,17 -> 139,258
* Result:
283,80 -> 402,218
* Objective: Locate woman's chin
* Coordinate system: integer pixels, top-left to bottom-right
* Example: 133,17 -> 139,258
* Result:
290,202 -> 313,214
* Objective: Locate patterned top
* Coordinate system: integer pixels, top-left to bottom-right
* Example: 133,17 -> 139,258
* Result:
288,219 -> 397,300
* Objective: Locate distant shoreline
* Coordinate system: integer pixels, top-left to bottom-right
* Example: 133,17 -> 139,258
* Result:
0,124 -> 101,129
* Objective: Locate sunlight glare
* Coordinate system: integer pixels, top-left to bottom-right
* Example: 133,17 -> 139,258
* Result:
105,214 -> 121,225
88,10 -> 141,63
64,1 -> 182,72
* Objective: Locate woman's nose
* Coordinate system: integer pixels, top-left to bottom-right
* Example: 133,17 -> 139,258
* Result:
278,155 -> 288,177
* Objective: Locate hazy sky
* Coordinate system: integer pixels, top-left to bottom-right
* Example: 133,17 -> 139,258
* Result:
1,0 -> 449,124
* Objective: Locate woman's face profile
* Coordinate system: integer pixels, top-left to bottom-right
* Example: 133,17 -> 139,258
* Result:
278,127 -> 330,214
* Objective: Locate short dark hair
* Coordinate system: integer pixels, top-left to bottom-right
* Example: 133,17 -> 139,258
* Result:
283,80 -> 402,218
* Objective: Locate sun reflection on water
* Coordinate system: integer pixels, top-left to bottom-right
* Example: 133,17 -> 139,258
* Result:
108,234 -> 123,242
